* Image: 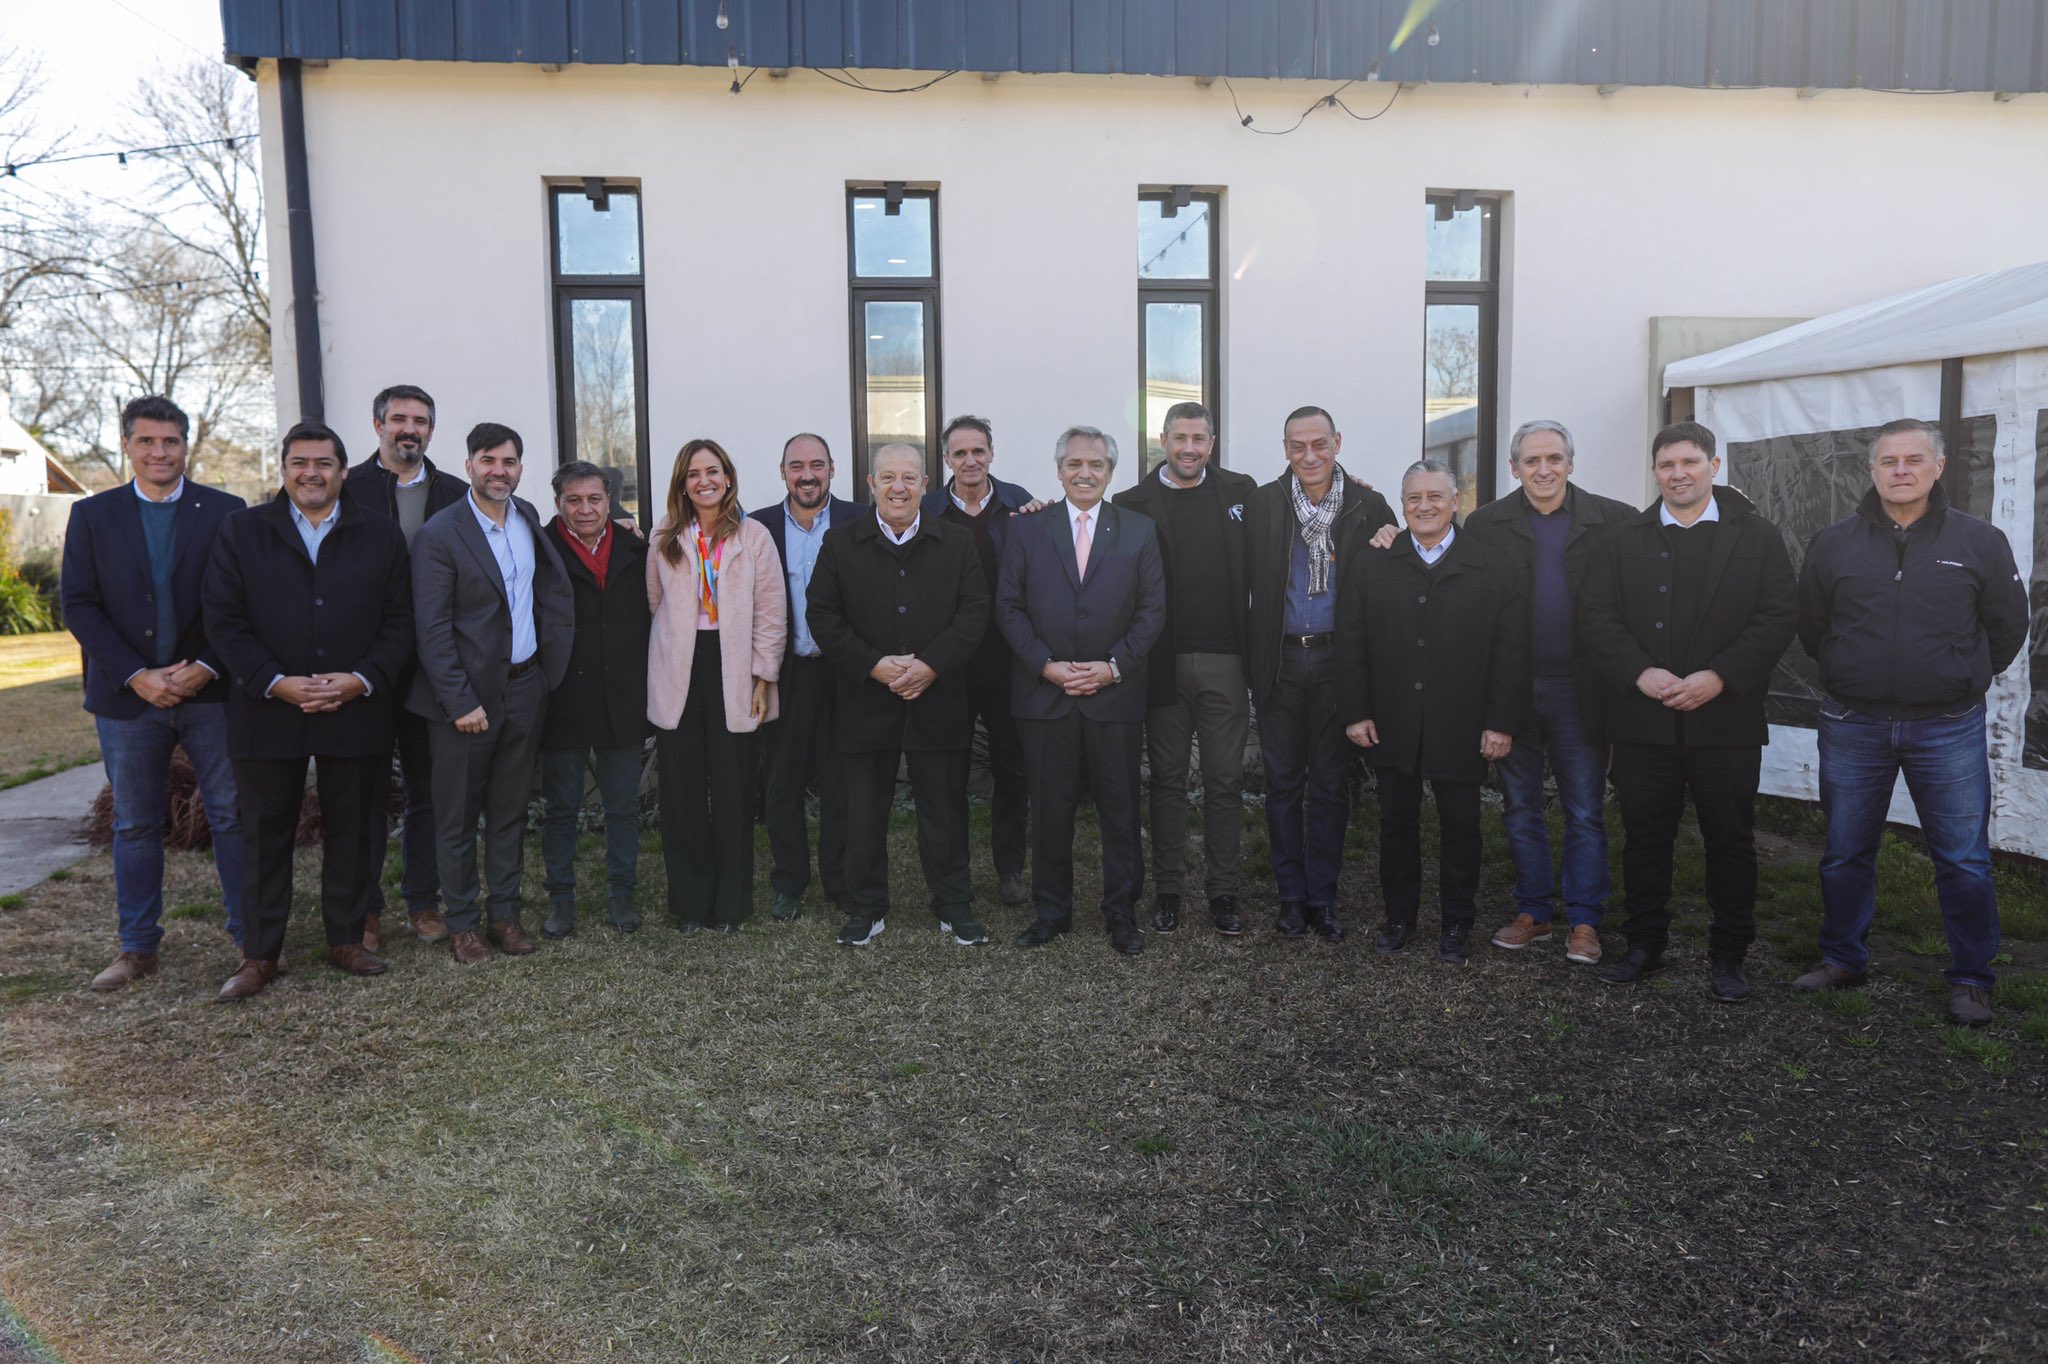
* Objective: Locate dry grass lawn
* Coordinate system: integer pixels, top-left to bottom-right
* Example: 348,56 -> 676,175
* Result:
0,632 -> 97,789
1,797 -> 2046,1362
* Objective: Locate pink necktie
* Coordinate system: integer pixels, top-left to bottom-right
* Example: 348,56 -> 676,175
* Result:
1074,510 -> 1092,580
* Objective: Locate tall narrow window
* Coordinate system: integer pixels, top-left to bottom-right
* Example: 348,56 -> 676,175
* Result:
848,186 -> 941,492
550,181 -> 650,522
1423,191 -> 1502,512
1138,189 -> 1220,475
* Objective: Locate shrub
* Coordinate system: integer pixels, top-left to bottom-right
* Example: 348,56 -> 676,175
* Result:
0,568 -> 54,635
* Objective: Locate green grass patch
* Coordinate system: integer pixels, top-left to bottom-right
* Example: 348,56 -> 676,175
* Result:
2021,1011 -> 2048,1047
0,971 -> 71,1005
1843,1033 -> 1880,1050
44,868 -> 69,883
0,892 -> 22,911
890,1061 -> 927,1079
1995,974 -> 2048,1012
1809,989 -> 1874,1019
1941,1027 -> 2015,1074
166,902 -> 215,921
1134,1135 -> 1174,1157
1288,1117 -> 1517,1207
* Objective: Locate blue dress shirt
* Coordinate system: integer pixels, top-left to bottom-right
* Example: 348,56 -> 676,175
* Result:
783,502 -> 831,657
469,492 -> 538,665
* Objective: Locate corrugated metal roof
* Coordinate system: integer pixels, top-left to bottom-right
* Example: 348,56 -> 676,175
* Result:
219,1 -> 2048,93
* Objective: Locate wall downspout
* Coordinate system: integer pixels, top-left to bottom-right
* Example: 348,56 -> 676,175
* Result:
278,58 -> 324,423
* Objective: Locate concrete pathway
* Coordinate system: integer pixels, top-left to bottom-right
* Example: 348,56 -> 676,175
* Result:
0,762 -> 103,896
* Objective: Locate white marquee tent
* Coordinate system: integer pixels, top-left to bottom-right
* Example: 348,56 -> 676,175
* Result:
1664,262 -> 2048,859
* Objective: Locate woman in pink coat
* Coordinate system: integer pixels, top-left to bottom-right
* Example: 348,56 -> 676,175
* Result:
647,438 -> 785,930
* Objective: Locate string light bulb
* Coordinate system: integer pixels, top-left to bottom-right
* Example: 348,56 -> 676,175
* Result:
1427,24 -> 1439,46
716,2 -> 729,30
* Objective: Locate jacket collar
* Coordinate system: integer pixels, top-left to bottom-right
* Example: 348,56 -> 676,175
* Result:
1856,479 -> 1949,533
1635,483 -> 1756,525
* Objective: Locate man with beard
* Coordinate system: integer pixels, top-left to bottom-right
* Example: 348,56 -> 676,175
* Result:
751,433 -> 858,923
407,423 -> 574,964
342,384 -> 466,950
205,423 -> 415,1000
921,415 -> 1044,908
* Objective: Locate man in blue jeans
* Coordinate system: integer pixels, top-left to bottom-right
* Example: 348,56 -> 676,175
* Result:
1792,417 -> 2028,1027
61,395 -> 247,990
1461,420 -> 1636,966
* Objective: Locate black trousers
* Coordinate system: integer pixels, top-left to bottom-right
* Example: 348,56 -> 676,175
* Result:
842,746 -> 972,920
364,705 -> 438,918
235,753 -> 383,962
967,660 -> 1029,878
761,653 -> 847,904
657,631 -> 759,928
428,665 -> 547,935
1375,768 -> 1482,931
1020,712 -> 1144,923
1610,741 -> 1761,961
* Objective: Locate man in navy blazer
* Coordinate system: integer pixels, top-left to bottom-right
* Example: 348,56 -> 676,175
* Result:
750,432 -> 859,924
62,395 -> 248,991
996,425 -> 1165,954
203,423 -> 415,1001
922,414 -> 1043,906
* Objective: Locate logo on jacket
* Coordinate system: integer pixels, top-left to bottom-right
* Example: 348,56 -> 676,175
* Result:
1935,559 -> 1966,568
1228,503 -> 1244,521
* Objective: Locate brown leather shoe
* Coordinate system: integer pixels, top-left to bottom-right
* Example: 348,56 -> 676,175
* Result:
362,914 -> 381,953
1490,914 -> 1553,950
326,943 -> 390,976
1565,925 -> 1603,965
409,909 -> 449,943
217,958 -> 277,1002
489,920 -> 538,956
448,930 -> 490,964
90,950 -> 160,991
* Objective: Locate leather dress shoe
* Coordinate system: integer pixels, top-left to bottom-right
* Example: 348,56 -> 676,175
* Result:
998,872 -> 1030,906
1152,894 -> 1181,934
490,920 -> 538,955
769,892 -> 803,924
1708,958 -> 1750,1003
1014,918 -> 1071,949
326,943 -> 389,976
362,913 -> 381,953
1791,961 -> 1868,994
449,930 -> 491,965
1107,913 -> 1145,956
1597,947 -> 1664,986
1275,901 -> 1308,939
1374,923 -> 1412,955
608,899 -> 641,933
408,909 -> 449,943
1210,896 -> 1244,936
217,957 -> 277,1002
542,902 -> 576,939
1949,985 -> 1993,1027
90,950 -> 159,991
1437,927 -> 1472,964
1307,907 -> 1344,943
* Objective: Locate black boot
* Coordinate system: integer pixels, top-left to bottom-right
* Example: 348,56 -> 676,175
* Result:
1374,921 -> 1413,955
1708,957 -> 1750,1003
1107,912 -> 1145,956
1598,947 -> 1664,986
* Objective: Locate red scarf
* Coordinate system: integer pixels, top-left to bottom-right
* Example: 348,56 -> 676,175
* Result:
554,519 -> 613,589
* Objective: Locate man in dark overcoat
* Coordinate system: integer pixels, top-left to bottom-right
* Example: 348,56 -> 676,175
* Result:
538,460 -> 652,938
1579,421 -> 1797,1002
1340,459 -> 1526,964
806,444 -> 992,948
203,422 -> 415,1001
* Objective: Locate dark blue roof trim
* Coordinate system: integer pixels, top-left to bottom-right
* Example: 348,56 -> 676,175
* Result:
220,1 -> 2048,94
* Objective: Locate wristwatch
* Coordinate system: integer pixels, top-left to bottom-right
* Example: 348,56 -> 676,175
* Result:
1107,658 -> 1122,685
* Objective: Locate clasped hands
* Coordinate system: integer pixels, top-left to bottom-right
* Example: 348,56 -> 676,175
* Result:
872,654 -> 938,700
1636,667 -> 1723,712
129,660 -> 215,709
272,673 -> 369,714
1344,718 -> 1512,760
1042,660 -> 1114,696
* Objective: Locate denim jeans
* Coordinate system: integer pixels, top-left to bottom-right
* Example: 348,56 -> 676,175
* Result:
540,743 -> 643,908
1257,644 -> 1353,909
1494,675 -> 1611,927
1818,699 -> 1998,988
95,702 -> 244,953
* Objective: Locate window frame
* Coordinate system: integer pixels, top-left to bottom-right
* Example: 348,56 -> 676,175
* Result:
1422,191 -> 1502,508
1137,189 -> 1222,480
847,186 -> 943,496
548,182 -> 652,525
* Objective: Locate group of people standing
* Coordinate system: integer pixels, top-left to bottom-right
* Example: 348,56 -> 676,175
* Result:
61,386 -> 2026,1026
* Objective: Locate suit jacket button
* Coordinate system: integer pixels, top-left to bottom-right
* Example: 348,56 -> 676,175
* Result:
1414,681 -> 1424,690
315,647 -> 326,656
1416,595 -> 1427,604
144,629 -> 153,637
1658,586 -> 1666,593
898,605 -> 907,614
314,597 -> 324,606
1653,622 -> 1664,630
1416,638 -> 1425,647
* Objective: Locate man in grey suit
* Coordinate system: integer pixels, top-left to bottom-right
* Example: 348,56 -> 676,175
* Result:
406,422 -> 575,963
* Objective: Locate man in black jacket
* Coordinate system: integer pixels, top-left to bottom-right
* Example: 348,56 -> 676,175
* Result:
538,460 -> 652,939
1245,406 -> 1397,941
1791,418 -> 2028,1026
1462,420 -> 1636,967
1112,401 -> 1258,937
203,423 -> 415,1001
807,444 -> 992,948
341,384 -> 467,949
1340,460 -> 1526,963
1579,422 -> 1797,1001
752,433 -> 859,925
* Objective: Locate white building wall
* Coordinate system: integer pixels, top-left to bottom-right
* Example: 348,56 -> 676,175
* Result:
257,63 -> 2048,513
